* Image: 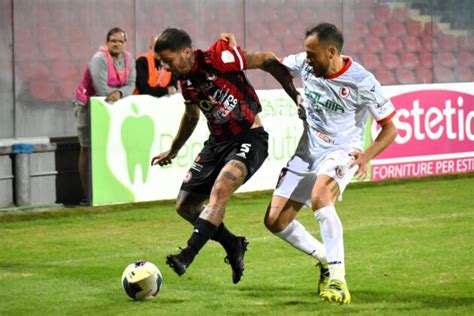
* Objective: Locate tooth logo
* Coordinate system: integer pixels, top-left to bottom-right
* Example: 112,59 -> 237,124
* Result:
121,103 -> 155,184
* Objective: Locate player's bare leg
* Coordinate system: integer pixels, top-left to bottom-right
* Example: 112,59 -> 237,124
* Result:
175,190 -> 207,224
199,159 -> 247,224
166,160 -> 250,283
265,196 -> 301,232
312,175 -> 351,304
175,189 -> 246,281
265,196 -> 329,292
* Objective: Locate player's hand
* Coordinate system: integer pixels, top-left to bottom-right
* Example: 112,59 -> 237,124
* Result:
219,33 -> 237,47
349,151 -> 369,180
151,149 -> 178,166
296,94 -> 306,120
105,90 -> 122,103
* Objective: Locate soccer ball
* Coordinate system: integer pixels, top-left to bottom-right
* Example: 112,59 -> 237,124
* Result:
121,260 -> 162,300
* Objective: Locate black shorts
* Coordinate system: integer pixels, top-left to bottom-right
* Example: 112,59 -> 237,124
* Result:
180,127 -> 269,195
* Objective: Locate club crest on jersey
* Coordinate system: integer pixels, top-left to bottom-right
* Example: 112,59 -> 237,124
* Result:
221,50 -> 235,63
183,171 -> 192,183
335,166 -> 345,179
339,86 -> 350,98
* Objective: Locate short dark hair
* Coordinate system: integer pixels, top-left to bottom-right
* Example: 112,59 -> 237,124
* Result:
155,28 -> 192,53
106,27 -> 127,42
305,23 -> 343,52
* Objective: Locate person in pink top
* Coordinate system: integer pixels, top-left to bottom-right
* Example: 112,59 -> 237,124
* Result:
73,27 -> 136,205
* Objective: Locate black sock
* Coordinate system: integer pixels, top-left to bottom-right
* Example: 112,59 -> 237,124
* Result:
182,218 -> 218,262
211,222 -> 236,252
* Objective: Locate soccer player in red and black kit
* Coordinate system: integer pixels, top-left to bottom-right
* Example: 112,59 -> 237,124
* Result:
151,28 -> 300,284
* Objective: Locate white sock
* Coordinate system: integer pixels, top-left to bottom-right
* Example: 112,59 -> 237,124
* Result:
315,205 -> 346,283
274,220 -> 327,264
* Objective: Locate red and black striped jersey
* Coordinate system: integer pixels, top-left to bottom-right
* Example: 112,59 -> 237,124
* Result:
179,39 -> 261,141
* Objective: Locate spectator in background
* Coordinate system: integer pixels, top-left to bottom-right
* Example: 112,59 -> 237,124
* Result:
135,35 -> 177,97
73,27 -> 136,205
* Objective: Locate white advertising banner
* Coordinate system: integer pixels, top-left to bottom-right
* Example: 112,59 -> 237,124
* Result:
90,90 -> 301,205
90,82 -> 473,205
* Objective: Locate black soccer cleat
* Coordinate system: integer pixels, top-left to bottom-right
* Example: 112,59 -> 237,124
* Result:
224,236 -> 249,284
166,253 -> 188,276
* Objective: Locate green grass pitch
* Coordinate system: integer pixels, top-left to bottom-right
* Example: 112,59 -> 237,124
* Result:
1,174 -> 473,315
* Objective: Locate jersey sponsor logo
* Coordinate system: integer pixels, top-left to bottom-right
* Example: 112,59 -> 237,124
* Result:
200,99 -> 214,111
315,129 -> 335,144
304,87 -> 344,113
209,87 -> 239,120
221,50 -> 235,63
324,100 -> 345,113
304,88 -> 321,103
339,86 -> 350,98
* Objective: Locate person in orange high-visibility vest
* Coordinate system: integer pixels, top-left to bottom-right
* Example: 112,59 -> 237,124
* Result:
135,35 -> 177,97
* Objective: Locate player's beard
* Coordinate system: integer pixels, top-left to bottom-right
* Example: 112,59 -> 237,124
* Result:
310,63 -> 328,77
173,55 -> 194,79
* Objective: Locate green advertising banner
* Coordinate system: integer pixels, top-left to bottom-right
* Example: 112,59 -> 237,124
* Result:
90,95 -> 210,206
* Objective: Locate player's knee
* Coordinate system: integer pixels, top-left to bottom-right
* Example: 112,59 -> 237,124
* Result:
175,201 -> 198,223
175,202 -> 188,219
210,180 -> 233,202
311,190 -> 332,211
264,212 -> 285,233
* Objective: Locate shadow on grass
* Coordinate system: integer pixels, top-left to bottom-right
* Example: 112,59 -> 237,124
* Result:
227,286 -> 474,312
237,284 -> 317,306
124,297 -> 187,304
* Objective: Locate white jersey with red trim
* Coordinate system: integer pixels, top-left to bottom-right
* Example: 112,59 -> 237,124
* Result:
282,52 -> 395,152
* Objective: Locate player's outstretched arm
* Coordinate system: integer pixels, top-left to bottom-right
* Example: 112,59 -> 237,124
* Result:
244,50 -> 300,104
151,103 -> 200,166
219,32 -> 300,104
349,119 -> 398,179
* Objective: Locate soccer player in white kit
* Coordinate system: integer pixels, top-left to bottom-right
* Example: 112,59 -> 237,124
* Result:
263,23 -> 398,304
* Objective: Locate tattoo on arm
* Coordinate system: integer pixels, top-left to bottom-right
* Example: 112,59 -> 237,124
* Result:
244,51 -> 255,67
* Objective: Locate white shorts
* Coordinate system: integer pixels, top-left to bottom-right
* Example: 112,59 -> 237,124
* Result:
273,149 -> 359,207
